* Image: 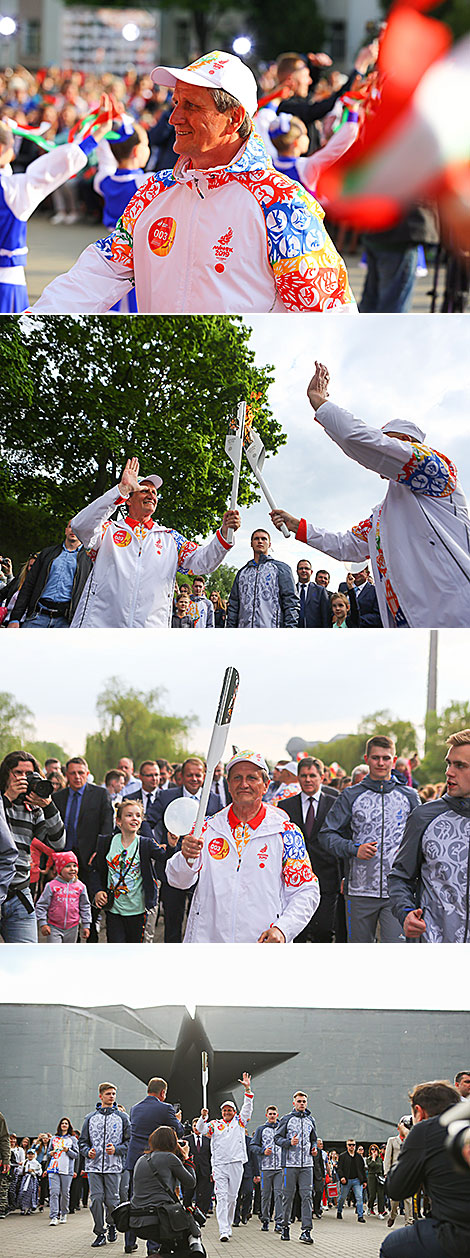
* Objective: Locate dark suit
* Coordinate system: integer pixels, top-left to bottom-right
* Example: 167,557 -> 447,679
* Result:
152,786 -> 220,942
297,581 -> 330,628
188,1131 -> 212,1214
54,783 -> 114,940
125,1095 -> 184,1250
125,787 -> 161,832
211,777 -> 232,810
282,791 -> 341,942
338,580 -> 382,627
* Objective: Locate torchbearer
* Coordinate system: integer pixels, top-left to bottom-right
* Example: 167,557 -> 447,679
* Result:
271,361 -> 470,627
166,749 -> 319,942
69,457 -> 241,628
196,1072 -> 254,1242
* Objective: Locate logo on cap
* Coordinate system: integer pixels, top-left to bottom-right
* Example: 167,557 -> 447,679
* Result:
148,217 -> 177,257
113,530 -> 132,547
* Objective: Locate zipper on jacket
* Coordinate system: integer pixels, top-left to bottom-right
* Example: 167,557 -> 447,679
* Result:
465,834 -> 470,943
181,197 -> 200,310
379,786 -> 385,897
251,563 -> 260,627
128,537 -> 143,627
101,1110 -> 107,1172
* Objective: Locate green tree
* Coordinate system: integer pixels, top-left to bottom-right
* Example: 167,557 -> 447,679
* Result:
175,565 -> 237,600
84,677 -> 196,781
27,741 -> 69,769
1,317 -> 281,568
306,710 -> 419,774
420,701 -> 470,781
0,691 -> 35,760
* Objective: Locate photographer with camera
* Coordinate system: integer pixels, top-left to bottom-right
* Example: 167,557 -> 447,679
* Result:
381,1080 -> 470,1258
0,557 -> 13,588
0,751 -> 65,942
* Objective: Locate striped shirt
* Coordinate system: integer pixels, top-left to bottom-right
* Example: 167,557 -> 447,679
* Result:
2,797 -> 65,890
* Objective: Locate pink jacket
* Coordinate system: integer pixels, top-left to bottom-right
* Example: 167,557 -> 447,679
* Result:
35,876 -> 91,930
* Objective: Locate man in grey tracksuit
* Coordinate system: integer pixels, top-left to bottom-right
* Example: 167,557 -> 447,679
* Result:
275,1091 -> 317,1244
251,1105 -> 284,1232
388,730 -> 470,942
79,1083 -> 130,1247
226,529 -> 299,628
317,736 -> 420,942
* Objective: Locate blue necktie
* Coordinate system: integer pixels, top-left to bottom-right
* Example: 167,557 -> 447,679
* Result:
66,790 -> 80,850
300,585 -> 306,626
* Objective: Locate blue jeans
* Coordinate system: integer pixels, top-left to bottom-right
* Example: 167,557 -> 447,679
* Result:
380,1217 -> 448,1258
337,1178 -> 364,1219
0,888 -> 38,942
359,245 -> 418,313
23,611 -> 69,628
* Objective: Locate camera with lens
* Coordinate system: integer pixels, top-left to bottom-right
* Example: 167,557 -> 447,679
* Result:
440,1099 -> 470,1173
25,772 -> 54,802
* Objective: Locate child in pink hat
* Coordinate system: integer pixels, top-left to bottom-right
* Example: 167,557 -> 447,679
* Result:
35,851 -> 91,942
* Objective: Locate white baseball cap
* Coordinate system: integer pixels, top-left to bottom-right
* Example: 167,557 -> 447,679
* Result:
220,1100 -> 237,1110
382,419 -> 425,442
151,50 -> 258,118
138,474 -> 163,490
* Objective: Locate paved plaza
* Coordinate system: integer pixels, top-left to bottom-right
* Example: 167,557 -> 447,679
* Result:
25,216 -> 443,313
0,1201 -> 406,1258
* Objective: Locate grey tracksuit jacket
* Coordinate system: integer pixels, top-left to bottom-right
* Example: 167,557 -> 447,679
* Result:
227,554 -> 299,628
274,1110 -> 317,1168
317,775 -> 420,898
388,794 -> 470,942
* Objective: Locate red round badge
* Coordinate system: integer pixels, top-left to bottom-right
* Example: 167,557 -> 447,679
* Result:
148,217 -> 177,257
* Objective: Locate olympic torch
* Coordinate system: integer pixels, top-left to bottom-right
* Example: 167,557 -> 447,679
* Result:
163,667 -> 240,856
244,427 -> 290,537
202,1052 -> 209,1111
225,401 -> 246,545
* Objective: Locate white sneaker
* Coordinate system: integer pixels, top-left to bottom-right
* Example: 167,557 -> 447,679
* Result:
59,1214 -> 67,1223
51,213 -> 66,224
65,213 -> 80,224
50,1217 -> 59,1225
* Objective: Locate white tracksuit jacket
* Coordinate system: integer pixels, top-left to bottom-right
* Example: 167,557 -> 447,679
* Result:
31,133 -> 356,314
296,402 -> 470,627
70,485 -> 233,628
166,803 -> 319,942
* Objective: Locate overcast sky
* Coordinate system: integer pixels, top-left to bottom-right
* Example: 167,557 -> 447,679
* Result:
0,944 -> 468,1013
227,314 -> 470,582
3,628 -> 468,761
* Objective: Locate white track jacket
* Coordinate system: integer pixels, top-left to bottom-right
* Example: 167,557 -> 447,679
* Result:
31,134 -> 356,314
197,1093 -> 254,1164
166,803 -> 319,943
70,485 -> 233,628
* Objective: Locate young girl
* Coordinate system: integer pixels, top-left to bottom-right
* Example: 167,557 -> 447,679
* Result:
35,851 -> 91,942
330,591 -> 359,629
46,1118 -> 78,1225
91,799 -> 167,942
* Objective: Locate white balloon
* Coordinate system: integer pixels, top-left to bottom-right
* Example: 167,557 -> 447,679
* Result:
164,796 -> 199,837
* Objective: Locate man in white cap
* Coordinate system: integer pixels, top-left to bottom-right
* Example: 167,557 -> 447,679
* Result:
269,762 -> 301,805
31,51 -> 355,314
197,1072 -> 253,1242
166,750 -> 319,942
271,361 -> 470,627
338,562 -> 382,627
70,455 -> 240,627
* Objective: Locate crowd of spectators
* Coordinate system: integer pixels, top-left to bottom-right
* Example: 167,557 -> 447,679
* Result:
0,539 -> 386,629
2,1070 -> 469,1258
1,733 -> 468,945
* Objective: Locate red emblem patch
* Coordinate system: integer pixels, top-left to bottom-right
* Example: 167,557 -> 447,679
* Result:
148,217 -> 177,257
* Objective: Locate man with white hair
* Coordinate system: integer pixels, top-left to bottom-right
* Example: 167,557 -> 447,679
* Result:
31,51 -> 355,314
271,362 -> 470,627
69,456 -> 240,628
166,750 -> 319,942
197,1072 -> 253,1241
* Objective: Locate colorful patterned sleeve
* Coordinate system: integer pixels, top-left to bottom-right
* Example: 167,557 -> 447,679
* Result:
351,515 -> 373,542
94,171 -> 175,275
250,171 -> 356,312
396,444 -> 458,497
170,529 -> 201,575
281,821 -> 316,888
